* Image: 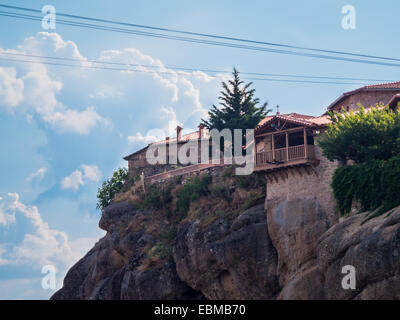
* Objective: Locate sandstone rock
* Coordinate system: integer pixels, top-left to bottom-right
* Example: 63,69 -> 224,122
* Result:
266,197 -> 331,287
317,207 -> 400,300
173,204 -> 280,299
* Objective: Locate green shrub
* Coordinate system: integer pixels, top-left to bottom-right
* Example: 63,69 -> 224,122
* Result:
143,182 -> 174,209
209,183 -> 231,200
235,172 -> 265,190
175,174 -> 212,220
96,167 -> 128,210
331,156 -> 400,218
318,106 -> 400,163
153,226 -> 176,260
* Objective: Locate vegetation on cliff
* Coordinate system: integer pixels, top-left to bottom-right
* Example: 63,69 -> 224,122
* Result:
318,106 -> 400,218
111,166 -> 265,269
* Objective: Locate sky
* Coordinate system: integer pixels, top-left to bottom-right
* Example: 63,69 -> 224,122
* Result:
0,0 -> 399,299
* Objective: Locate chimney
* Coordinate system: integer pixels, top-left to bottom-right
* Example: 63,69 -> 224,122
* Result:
176,126 -> 182,141
198,124 -> 204,139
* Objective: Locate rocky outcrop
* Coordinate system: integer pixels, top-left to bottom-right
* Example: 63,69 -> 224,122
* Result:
52,200 -> 400,300
51,202 -> 203,300
317,208 -> 400,300
173,204 -> 280,299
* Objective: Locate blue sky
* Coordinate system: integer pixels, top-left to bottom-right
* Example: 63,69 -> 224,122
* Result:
0,0 -> 399,299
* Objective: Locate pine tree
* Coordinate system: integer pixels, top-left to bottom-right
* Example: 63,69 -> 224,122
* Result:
201,68 -> 270,134
200,68 -> 270,152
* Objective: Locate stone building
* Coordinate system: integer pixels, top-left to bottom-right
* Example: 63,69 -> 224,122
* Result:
327,81 -> 400,112
124,81 -> 400,220
124,125 -> 211,178
254,81 -> 400,225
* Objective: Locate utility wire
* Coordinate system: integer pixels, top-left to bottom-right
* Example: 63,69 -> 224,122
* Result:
1,10 -> 400,68
0,51 -> 395,83
1,3 -> 400,63
0,56 -> 382,85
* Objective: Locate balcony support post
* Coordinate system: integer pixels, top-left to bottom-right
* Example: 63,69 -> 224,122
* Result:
303,127 -> 308,159
272,133 -> 275,161
285,131 -> 289,161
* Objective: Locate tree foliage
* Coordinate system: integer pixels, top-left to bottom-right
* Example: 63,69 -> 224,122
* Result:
318,105 -> 400,164
332,156 -> 400,219
200,68 -> 270,148
96,167 -> 128,210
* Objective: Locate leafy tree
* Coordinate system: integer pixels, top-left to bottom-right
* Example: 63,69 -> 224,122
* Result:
200,68 -> 270,149
318,105 -> 400,164
96,167 -> 128,210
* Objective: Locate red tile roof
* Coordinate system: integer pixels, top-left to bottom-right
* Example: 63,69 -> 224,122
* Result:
327,81 -> 400,110
364,81 -> 400,89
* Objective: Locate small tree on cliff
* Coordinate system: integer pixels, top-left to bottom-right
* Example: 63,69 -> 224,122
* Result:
96,167 -> 128,210
200,68 -> 270,149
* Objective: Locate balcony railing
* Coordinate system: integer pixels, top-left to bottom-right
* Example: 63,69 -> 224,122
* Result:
255,144 -> 315,167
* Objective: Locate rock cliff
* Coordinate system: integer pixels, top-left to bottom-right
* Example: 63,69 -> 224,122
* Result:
52,197 -> 400,300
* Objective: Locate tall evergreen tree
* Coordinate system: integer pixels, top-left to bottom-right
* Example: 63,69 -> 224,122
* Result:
201,68 -> 270,150
201,68 -> 269,131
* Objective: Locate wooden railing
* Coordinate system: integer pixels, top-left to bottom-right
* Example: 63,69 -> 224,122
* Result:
256,144 -> 315,167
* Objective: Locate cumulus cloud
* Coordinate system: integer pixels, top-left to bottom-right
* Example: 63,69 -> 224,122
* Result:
0,193 -> 101,298
0,193 -> 94,267
61,170 -> 84,191
127,132 -> 158,144
26,167 -> 47,183
0,67 -> 24,109
0,33 -> 105,134
82,164 -> 102,182
61,164 -> 101,191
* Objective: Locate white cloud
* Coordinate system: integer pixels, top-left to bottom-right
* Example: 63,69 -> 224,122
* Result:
0,193 -> 101,298
0,67 -> 24,109
61,165 -> 102,191
61,170 -> 84,191
0,193 -> 94,267
127,132 -> 158,144
26,167 -> 47,182
82,164 -> 102,182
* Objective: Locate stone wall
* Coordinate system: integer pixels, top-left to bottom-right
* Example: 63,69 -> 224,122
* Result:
265,146 -> 339,225
331,90 -> 400,112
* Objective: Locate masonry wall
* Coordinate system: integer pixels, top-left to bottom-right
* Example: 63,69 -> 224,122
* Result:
331,90 -> 400,112
265,146 -> 339,225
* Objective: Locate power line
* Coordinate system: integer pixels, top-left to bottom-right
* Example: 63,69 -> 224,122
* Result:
0,56 -> 383,85
1,3 -> 400,63
0,51 -> 395,83
1,9 -> 400,69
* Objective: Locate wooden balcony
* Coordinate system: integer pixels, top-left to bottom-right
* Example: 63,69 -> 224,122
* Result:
254,144 -> 318,172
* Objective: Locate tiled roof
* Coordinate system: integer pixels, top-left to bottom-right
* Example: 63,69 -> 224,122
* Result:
327,81 -> 400,110
364,81 -> 400,89
255,112 -> 329,134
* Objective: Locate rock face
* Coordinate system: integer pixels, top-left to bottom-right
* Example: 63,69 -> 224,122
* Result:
51,202 -> 202,300
173,204 -> 280,299
317,208 -> 400,300
52,200 -> 400,300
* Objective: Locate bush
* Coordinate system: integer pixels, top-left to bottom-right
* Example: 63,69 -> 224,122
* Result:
143,182 -> 174,209
331,156 -> 400,218
235,172 -> 265,190
153,226 -> 176,260
97,168 -> 128,210
209,183 -> 231,201
318,106 -> 400,163
175,174 -> 212,220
